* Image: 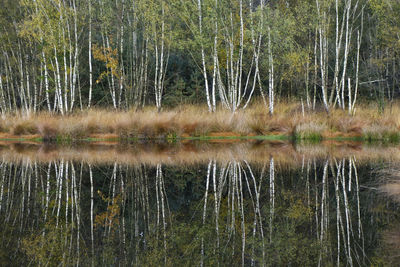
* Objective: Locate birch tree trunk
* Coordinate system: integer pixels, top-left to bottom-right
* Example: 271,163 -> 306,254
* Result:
197,0 -> 212,112
54,46 -> 64,115
71,0 -> 79,111
119,0 -> 125,108
88,0 -> 93,108
351,10 -> 364,114
332,0 -> 345,108
154,1 -> 167,113
316,0 -> 330,113
268,27 -> 274,115
0,74 -> 5,114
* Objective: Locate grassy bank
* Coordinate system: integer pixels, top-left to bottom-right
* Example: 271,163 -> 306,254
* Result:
1,102 -> 400,143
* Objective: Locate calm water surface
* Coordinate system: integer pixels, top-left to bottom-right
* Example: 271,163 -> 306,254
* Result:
0,141 -> 399,266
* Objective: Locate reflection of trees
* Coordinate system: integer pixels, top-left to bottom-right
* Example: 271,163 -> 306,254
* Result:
0,157 -> 395,265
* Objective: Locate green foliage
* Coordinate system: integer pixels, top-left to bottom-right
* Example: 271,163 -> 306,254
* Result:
22,221 -> 74,266
370,0 -> 400,51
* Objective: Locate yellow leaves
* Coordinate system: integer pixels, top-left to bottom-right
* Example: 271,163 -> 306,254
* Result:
369,0 -> 386,14
286,51 -> 307,71
94,191 -> 122,231
286,198 -> 312,220
281,51 -> 310,81
92,41 -> 121,84
282,190 -> 312,222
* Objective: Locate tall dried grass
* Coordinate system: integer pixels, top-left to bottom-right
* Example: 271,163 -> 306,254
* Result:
1,101 -> 400,140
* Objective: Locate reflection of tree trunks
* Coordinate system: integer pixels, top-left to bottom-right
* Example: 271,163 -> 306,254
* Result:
244,161 -> 257,266
211,160 -> 219,257
269,157 -> 274,242
120,165 -> 127,263
20,163 -> 26,231
319,159 -> 329,263
330,157 -> 364,266
144,165 -> 150,232
201,160 -> 212,267
0,156 -> 372,265
258,163 -> 266,266
56,160 -> 64,227
156,163 -> 167,264
89,164 -> 94,262
0,163 -> 5,213
107,162 -> 117,236
351,158 -> 361,239
333,159 -> 342,266
352,157 -> 365,262
306,159 -> 311,221
72,162 -> 81,266
155,164 -> 160,241
245,160 -> 264,266
237,163 -> 245,267
44,162 -> 51,222
341,159 -> 353,266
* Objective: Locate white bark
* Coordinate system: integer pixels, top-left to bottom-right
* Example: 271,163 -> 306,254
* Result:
153,2 -> 167,113
316,0 -> 330,112
0,74 -> 5,114
333,0 -> 345,108
340,0 -> 352,110
268,27 -> 274,115
71,0 -> 79,111
119,0 -> 125,108
54,47 -> 64,114
197,0 -> 212,112
352,12 -> 363,114
106,37 -> 117,109
88,0 -> 93,108
42,52 -> 51,111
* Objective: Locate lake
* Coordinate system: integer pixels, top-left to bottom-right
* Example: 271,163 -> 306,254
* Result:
0,140 -> 399,266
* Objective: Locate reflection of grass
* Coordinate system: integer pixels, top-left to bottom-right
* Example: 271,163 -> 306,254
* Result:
2,141 -> 400,168
182,135 -> 289,141
1,102 -> 400,142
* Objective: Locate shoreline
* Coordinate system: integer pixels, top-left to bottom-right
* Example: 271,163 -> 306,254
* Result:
1,103 -> 400,143
0,132 -> 388,144
0,139 -> 397,166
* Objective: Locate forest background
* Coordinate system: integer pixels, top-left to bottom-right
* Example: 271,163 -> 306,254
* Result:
0,0 -> 399,139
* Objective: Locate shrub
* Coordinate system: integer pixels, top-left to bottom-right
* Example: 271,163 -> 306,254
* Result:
12,122 -> 38,135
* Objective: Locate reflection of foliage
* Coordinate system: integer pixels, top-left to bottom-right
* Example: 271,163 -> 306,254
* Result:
2,162 -> 400,266
95,191 -> 121,231
281,190 -> 313,222
262,190 -> 320,266
22,220 -> 73,266
133,188 -> 321,266
370,196 -> 400,265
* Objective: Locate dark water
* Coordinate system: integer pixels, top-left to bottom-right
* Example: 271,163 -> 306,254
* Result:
0,142 -> 399,266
